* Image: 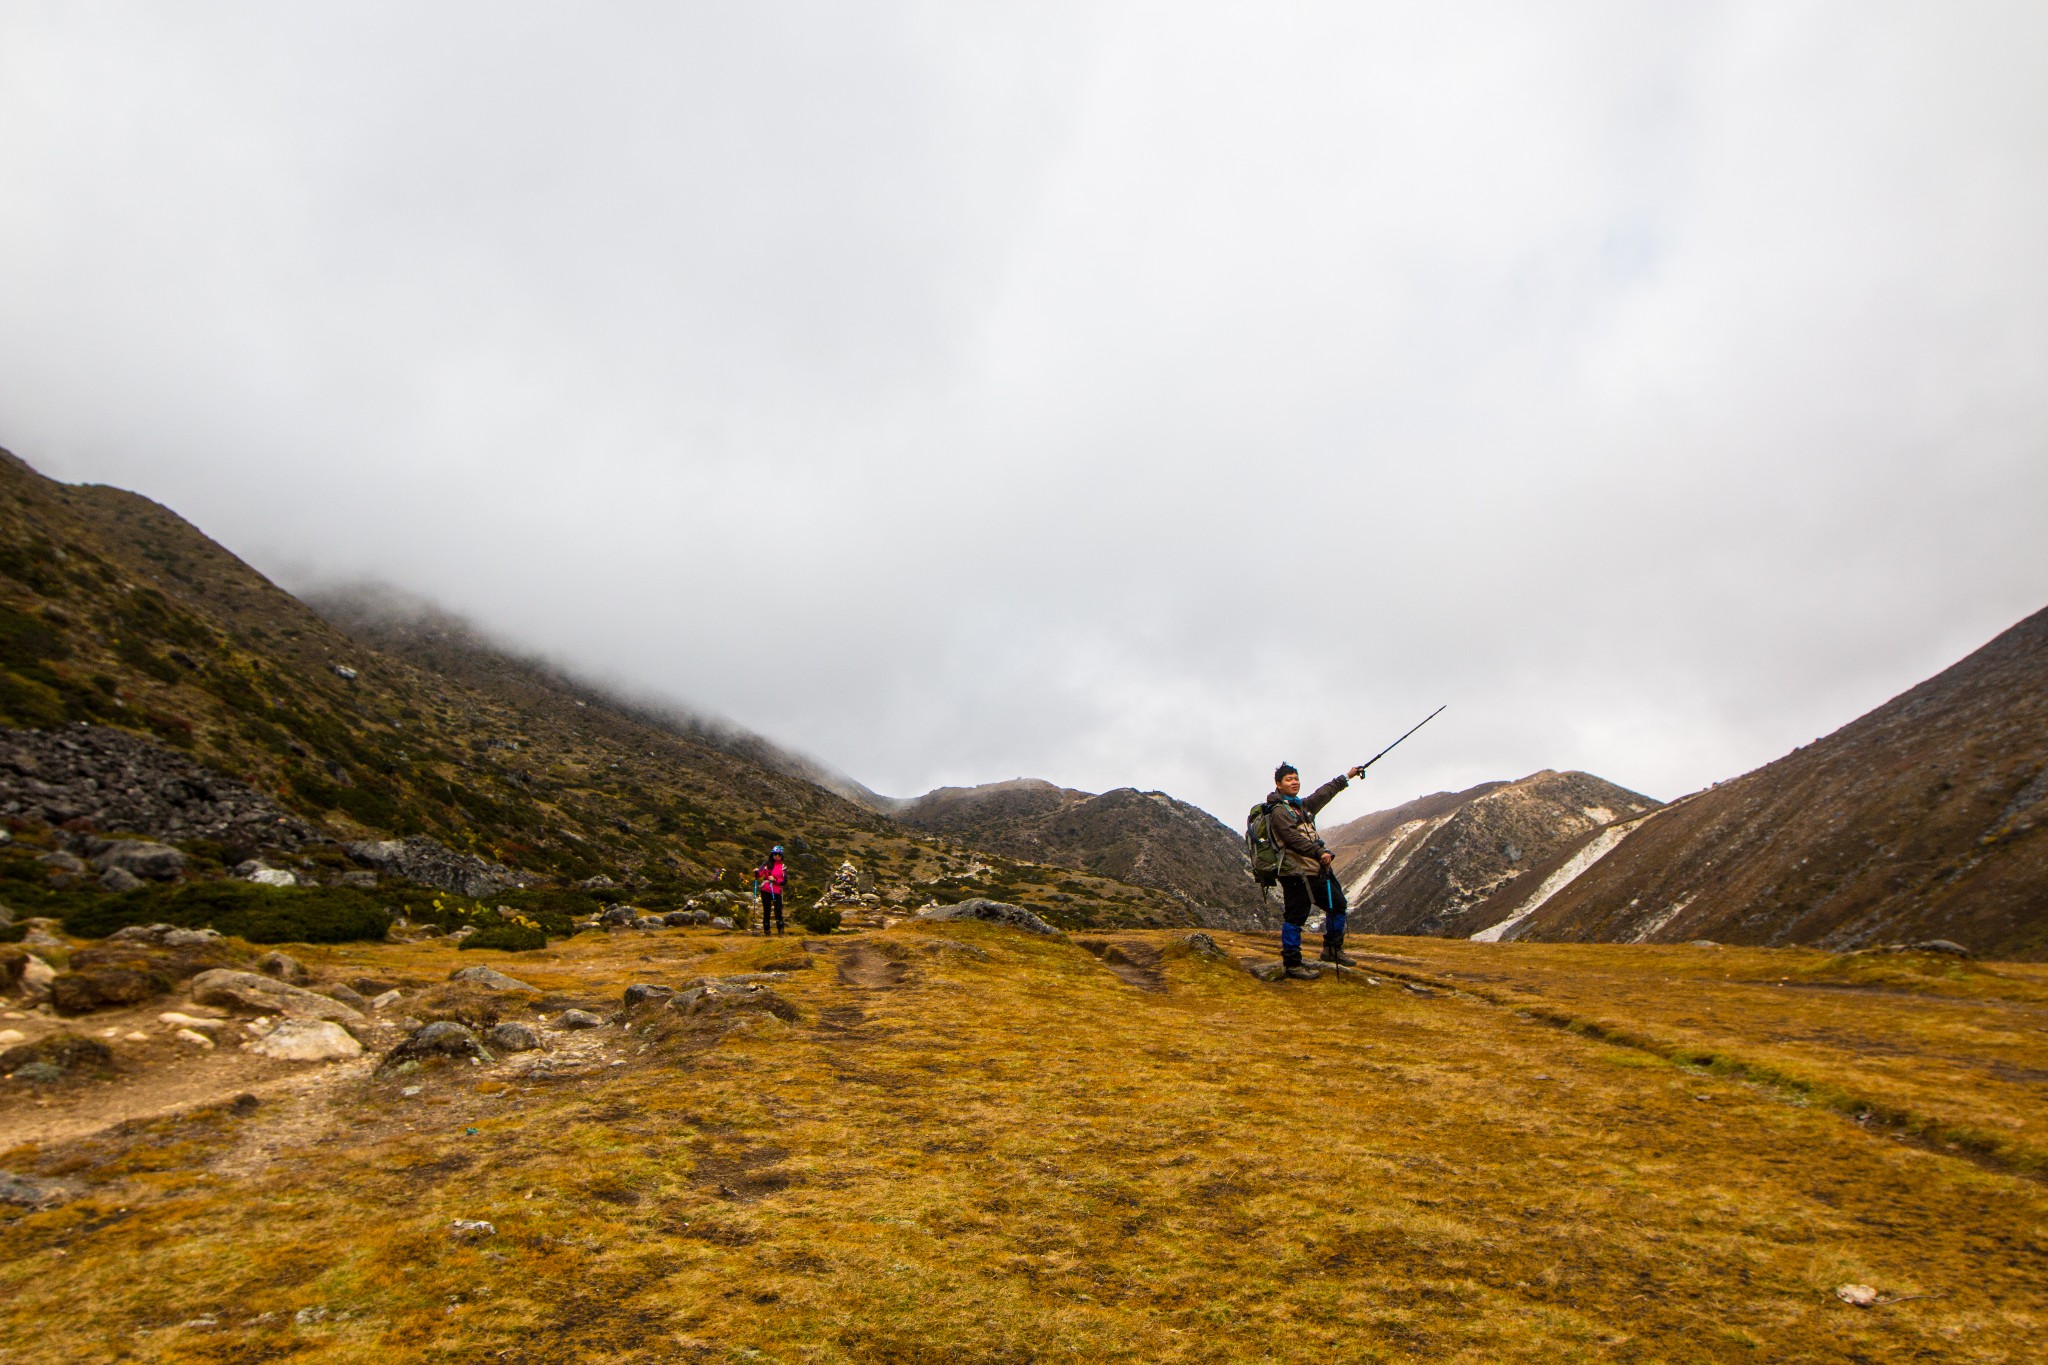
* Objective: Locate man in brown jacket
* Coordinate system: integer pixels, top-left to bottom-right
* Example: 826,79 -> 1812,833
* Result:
1266,762 -> 1367,979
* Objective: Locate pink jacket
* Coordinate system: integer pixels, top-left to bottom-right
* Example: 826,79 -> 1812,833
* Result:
756,861 -> 787,894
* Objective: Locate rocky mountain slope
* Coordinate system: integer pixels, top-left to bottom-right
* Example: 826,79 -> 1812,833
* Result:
1326,771 -> 1661,936
886,778 -> 1267,924
0,448 -> 1195,928
1480,604 -> 2048,956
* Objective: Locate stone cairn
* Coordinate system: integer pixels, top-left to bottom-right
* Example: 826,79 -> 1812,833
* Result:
814,860 -> 889,928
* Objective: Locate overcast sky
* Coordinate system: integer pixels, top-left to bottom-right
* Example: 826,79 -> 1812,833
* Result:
3,2 -> 2045,822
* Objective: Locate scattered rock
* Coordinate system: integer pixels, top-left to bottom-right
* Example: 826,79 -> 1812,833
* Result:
248,867 -> 298,888
1,1031 -> 113,1077
335,869 -> 378,889
37,851 -> 87,875
255,951 -> 310,985
350,977 -> 397,996
383,1021 -> 491,1068
448,965 -> 536,992
916,898 -> 1066,939
97,866 -> 143,894
1180,931 -> 1230,961
0,1028 -> 21,1045
670,980 -> 800,1025
108,923 -> 179,944
19,953 -> 55,1002
1246,960 -> 1287,983
1836,1284 -> 1879,1307
710,916 -> 735,931
163,928 -> 223,949
370,989 -> 403,1011
598,905 -> 639,928
623,983 -> 675,1006
188,970 -> 369,1027
485,1021 -> 540,1053
249,1019 -> 362,1062
556,1009 -> 604,1030
449,1219 -> 496,1241
293,1306 -> 328,1327
1904,940 -> 1973,958
10,1062 -> 63,1083
0,1172 -> 75,1209
175,1028 -> 216,1049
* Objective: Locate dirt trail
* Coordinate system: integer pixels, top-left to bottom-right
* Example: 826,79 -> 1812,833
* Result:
833,943 -> 909,990
1077,938 -> 1166,992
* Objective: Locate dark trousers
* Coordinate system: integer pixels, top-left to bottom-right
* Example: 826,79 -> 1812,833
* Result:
758,890 -> 784,934
1278,874 -> 1348,966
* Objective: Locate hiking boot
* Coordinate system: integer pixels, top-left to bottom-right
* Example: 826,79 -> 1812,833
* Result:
1320,947 -> 1358,967
1283,963 -> 1321,981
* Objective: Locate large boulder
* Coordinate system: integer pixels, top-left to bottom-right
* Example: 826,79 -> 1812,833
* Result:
249,1019 -> 362,1061
88,840 -> 187,881
48,939 -> 232,1016
485,1021 -> 540,1053
916,898 -> 1066,939
187,970 -> 368,1027
344,837 -> 525,898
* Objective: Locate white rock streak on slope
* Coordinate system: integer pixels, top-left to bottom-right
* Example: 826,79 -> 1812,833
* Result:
1344,815 -> 1452,903
1470,813 -> 1655,942
1628,893 -> 1697,943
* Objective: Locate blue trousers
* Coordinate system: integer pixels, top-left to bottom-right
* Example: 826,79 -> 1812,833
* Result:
1279,874 -> 1347,966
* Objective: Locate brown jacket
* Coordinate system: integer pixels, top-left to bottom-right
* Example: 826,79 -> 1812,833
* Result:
1265,775 -> 1350,877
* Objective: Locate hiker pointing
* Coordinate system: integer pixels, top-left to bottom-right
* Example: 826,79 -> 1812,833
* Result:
1258,762 -> 1365,980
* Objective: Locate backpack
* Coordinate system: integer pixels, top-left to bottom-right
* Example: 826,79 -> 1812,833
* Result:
1245,800 -> 1284,886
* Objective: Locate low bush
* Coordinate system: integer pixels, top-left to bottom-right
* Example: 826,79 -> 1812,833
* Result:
61,881 -> 392,944
793,903 -> 842,936
459,918 -> 548,952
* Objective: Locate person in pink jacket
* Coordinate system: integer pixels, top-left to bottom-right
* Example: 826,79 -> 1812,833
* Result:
753,847 -> 789,936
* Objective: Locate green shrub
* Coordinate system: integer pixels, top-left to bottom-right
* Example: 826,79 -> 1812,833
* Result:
0,922 -> 24,944
458,919 -> 548,952
793,903 -> 842,936
61,882 -> 392,944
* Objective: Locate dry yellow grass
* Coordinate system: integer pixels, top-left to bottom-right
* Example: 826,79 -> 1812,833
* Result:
4,924 -> 2046,1363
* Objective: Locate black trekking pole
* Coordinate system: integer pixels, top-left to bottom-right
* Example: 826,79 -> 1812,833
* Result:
1353,705 -> 1445,775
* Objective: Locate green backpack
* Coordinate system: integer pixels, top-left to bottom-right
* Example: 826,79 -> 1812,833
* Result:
1245,800 -> 1284,886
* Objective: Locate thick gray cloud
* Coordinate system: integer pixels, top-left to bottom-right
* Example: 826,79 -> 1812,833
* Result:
3,2 -> 2045,821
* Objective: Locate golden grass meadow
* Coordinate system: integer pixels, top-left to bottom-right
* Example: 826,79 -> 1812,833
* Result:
5,921 -> 2046,1363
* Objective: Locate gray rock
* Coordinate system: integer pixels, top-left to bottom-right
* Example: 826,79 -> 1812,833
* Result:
316,983 -> 370,1011
0,1172 -> 75,1209
709,916 -> 735,931
622,983 -> 674,1006
598,905 -> 638,928
485,1021 -> 540,1052
163,927 -> 222,949
11,1062 -> 64,1082
370,989 -> 403,1011
448,965 -> 535,992
336,869 -> 378,889
91,840 -> 187,881
483,1019 -> 540,1055
384,1021 -> 491,1066
255,951 -> 310,985
916,898 -> 1066,939
556,1008 -> 604,1030
249,1019 -> 362,1062
1247,960 -> 1287,983
187,970 -> 368,1027
97,866 -> 144,894
1181,931 -> 1228,960
1905,939 -> 1973,958
449,1219 -> 496,1241
109,923 -> 180,944
37,851 -> 87,875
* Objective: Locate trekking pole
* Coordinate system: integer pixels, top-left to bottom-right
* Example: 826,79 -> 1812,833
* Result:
1353,705 -> 1445,775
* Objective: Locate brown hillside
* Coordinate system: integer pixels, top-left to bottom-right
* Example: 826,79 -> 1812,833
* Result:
1507,604 -> 2048,957
0,448 -> 1196,927
1331,770 -> 1660,936
889,779 -> 1268,926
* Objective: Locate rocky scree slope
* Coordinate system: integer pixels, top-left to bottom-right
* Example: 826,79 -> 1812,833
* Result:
1488,604 -> 2048,957
1326,771 -> 1660,937
885,778 -> 1270,927
0,448 -> 1195,927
